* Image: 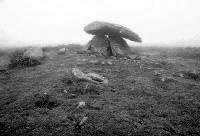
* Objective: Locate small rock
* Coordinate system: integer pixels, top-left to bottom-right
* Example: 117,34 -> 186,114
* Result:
57,48 -> 66,54
63,90 -> 68,93
77,101 -> 86,108
81,59 -> 87,62
160,76 -> 175,82
68,94 -> 77,98
115,70 -> 120,72
101,61 -> 105,65
90,55 -> 96,58
79,117 -> 88,125
179,73 -> 184,78
147,67 -> 152,70
0,56 -> 10,71
161,77 -> 165,82
107,61 -> 113,65
89,60 -> 99,63
154,70 -> 162,76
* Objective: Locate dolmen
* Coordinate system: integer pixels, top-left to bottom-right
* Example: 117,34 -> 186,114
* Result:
84,21 -> 142,57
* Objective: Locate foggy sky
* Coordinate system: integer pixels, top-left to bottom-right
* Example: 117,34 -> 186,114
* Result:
0,0 -> 200,46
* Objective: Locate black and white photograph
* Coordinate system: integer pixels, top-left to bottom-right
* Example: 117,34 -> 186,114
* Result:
0,0 -> 200,135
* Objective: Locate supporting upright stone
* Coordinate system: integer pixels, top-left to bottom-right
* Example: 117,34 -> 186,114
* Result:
87,35 -> 112,57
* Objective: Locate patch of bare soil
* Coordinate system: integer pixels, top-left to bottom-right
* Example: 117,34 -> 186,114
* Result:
0,47 -> 200,136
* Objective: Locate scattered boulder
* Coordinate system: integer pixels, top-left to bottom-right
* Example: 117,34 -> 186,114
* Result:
153,70 -> 162,76
101,61 -> 105,65
57,48 -> 66,54
160,76 -> 176,83
9,47 -> 44,68
84,21 -> 142,42
23,47 -> 44,60
77,101 -> 86,108
87,73 -> 109,84
0,55 -> 10,71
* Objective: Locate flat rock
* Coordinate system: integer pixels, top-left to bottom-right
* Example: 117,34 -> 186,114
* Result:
84,21 -> 142,42
87,73 -> 108,84
72,68 -> 91,81
72,68 -> 108,84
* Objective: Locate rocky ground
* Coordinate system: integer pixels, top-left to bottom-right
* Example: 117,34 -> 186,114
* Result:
0,46 -> 200,136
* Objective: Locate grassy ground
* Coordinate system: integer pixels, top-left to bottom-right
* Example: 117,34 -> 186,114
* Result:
0,46 -> 200,136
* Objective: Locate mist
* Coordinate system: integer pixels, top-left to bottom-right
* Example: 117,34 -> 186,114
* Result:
0,0 -> 200,47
